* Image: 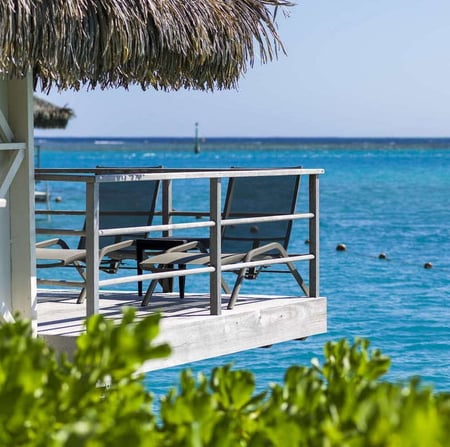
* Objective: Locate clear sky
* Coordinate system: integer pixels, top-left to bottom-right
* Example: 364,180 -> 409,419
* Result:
34,0 -> 450,139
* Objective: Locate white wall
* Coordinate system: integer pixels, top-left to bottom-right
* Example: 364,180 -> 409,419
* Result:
0,81 -> 13,320
0,76 -> 36,325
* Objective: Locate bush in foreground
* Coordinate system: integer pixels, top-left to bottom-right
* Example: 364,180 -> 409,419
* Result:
0,308 -> 448,446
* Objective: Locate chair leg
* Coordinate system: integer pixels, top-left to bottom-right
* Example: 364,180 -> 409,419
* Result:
161,278 -> 173,293
226,262 -> 309,310
74,261 -> 88,304
178,264 -> 186,299
286,261 -> 309,296
77,288 -> 87,304
221,276 -> 231,294
141,279 -> 159,306
227,268 -> 247,309
159,264 -> 174,293
141,263 -> 187,304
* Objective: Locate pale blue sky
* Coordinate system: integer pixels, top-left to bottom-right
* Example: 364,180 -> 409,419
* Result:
35,0 -> 450,138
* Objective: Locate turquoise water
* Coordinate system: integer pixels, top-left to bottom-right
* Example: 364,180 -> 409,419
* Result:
35,137 -> 450,393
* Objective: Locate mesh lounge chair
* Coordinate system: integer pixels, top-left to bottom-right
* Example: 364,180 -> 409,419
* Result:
36,179 -> 160,303
139,174 -> 309,309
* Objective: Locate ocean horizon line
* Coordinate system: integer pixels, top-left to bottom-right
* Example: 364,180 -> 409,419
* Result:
34,136 -> 450,142
33,136 -> 450,151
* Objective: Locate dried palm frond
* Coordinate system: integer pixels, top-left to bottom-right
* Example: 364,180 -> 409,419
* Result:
0,0 -> 292,92
33,96 -> 75,129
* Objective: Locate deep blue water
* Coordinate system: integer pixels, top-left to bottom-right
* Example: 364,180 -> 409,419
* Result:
35,137 -> 450,394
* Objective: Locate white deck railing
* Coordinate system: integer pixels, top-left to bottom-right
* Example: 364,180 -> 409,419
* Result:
35,167 -> 324,317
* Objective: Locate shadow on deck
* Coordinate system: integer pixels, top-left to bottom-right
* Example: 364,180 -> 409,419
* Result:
37,289 -> 327,372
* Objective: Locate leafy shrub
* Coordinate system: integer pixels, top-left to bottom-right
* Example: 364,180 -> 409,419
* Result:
0,309 -> 448,446
0,309 -> 169,446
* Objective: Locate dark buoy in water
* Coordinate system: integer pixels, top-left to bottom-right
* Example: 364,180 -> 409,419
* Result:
54,196 -> 62,202
378,252 -> 387,259
424,262 -> 433,269
336,243 -> 347,251
194,121 -> 200,154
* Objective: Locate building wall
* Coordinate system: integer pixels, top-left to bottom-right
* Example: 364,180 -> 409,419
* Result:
0,76 -> 36,325
0,81 -> 13,318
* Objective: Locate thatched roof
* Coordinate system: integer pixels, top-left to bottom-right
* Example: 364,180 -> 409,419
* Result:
33,96 -> 75,129
0,0 -> 291,92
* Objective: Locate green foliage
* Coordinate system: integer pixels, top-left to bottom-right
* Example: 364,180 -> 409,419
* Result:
0,308 -> 170,447
254,339 -> 449,447
0,311 -> 449,446
159,366 -> 267,447
157,338 -> 449,447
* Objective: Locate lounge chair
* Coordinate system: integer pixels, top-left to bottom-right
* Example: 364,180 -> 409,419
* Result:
36,178 -> 160,303
139,173 -> 309,309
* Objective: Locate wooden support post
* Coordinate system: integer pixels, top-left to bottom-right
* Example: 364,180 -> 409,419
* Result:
7,75 -> 36,323
309,174 -> 320,297
209,178 -> 222,315
162,179 -> 172,237
85,181 -> 100,316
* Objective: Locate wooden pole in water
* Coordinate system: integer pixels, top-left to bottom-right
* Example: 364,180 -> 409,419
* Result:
194,122 -> 200,154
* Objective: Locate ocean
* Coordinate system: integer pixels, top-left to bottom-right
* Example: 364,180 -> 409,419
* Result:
34,137 -> 450,394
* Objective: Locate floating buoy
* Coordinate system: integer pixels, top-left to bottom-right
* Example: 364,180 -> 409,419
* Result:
336,243 -> 347,251
54,196 -> 62,202
378,252 -> 387,259
424,262 -> 433,269
304,239 -> 310,244
250,225 -> 259,234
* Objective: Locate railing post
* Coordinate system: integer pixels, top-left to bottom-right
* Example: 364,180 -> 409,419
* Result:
85,181 -> 100,316
309,174 -> 320,297
162,179 -> 172,237
209,178 -> 222,315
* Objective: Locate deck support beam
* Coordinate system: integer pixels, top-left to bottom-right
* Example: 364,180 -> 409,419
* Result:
85,182 -> 100,316
162,179 -> 173,237
309,174 -> 320,297
209,178 -> 222,315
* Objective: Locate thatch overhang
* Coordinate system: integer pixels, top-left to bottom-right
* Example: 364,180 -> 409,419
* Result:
33,96 -> 74,129
0,0 -> 291,93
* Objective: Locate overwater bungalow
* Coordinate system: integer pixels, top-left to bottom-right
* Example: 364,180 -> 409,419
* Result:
33,96 -> 75,204
33,97 -> 75,131
0,0 -> 326,371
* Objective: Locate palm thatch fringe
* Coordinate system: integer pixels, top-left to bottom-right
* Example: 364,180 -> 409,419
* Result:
33,96 -> 75,129
0,0 -> 292,92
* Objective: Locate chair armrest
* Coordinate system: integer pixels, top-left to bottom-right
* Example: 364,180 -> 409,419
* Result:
166,241 -> 202,253
244,242 -> 287,260
99,239 -> 135,259
35,238 -> 70,249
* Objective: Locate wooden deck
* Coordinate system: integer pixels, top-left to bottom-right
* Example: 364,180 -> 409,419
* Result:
37,289 -> 327,372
